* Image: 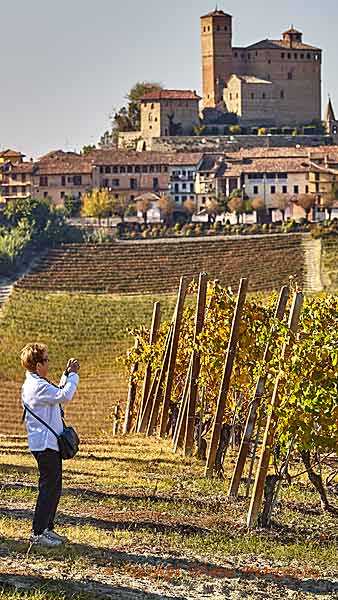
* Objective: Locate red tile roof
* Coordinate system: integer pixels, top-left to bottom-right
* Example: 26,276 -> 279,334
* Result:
87,150 -> 203,166
141,90 -> 201,101
36,159 -> 93,175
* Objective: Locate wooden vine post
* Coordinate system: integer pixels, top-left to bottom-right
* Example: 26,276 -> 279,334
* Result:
137,301 -> 161,432
204,278 -> 249,477
159,276 -> 190,437
228,285 -> 289,498
138,368 -> 160,434
184,272 -> 208,456
123,337 -> 140,435
172,357 -> 192,452
146,326 -> 174,436
247,291 -> 304,528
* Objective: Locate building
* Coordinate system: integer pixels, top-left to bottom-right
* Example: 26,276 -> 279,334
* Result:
0,162 -> 36,202
140,90 -> 201,137
201,9 -> 322,126
325,97 -> 338,143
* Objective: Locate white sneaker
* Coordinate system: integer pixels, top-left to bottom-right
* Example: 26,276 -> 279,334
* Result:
45,529 -> 69,543
30,531 -> 63,548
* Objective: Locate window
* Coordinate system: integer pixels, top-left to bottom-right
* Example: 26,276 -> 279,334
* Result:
120,166 -> 126,173
112,179 -> 120,187
288,72 -> 293,80
294,53 -> 298,59
253,185 -> 259,194
12,174 -> 17,181
127,166 -> 133,173
142,165 -> 148,173
61,176 -> 66,186
130,178 -> 137,190
281,52 -> 285,59
39,176 -> 48,186
43,191 -> 48,198
251,93 -> 255,99
294,185 -> 299,194
175,196 -> 179,202
307,53 -> 311,59
305,185 -> 309,193
262,93 -> 266,99
153,177 -> 159,190
21,186 -> 25,194
280,90 -> 285,99
203,26 -> 206,32
190,183 -> 194,192
60,192 -> 65,199
217,25 -> 220,31
300,53 -> 304,59
135,166 -> 140,173
151,103 -> 154,109
113,166 -> 118,173
287,53 -> 291,59
99,166 -> 104,174
282,186 -> 288,194
149,165 -> 154,173
22,174 -> 26,183
73,175 -> 82,185
271,185 -> 276,194
268,59 -> 271,64
182,183 -> 186,190
105,166 -> 111,174
234,52 -> 238,58
102,179 -> 109,188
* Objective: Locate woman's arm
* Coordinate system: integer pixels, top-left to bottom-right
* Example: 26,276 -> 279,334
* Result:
38,373 -> 79,406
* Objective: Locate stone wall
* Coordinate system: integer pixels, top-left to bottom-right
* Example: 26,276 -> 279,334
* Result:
147,134 -> 333,153
320,238 -> 338,290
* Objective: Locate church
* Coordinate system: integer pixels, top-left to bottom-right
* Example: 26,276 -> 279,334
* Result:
201,9 -> 322,126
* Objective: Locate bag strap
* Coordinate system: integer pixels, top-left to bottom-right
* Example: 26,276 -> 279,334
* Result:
22,403 -> 60,440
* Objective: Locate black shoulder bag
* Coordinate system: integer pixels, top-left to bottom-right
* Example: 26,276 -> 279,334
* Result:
22,403 -> 80,460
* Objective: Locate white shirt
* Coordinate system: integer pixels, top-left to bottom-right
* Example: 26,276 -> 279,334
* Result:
21,371 -> 79,452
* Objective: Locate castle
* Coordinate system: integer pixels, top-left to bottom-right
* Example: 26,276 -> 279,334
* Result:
201,9 -> 322,126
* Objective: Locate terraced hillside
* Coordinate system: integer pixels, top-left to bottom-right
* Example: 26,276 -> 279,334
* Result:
15,235 -> 307,295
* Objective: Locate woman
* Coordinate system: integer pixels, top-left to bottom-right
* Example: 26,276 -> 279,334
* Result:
21,343 -> 80,548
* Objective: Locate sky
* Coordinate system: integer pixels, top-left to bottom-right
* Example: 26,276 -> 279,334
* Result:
0,0 -> 336,159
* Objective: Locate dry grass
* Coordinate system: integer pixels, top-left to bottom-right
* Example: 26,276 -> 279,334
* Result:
1,435 -> 338,599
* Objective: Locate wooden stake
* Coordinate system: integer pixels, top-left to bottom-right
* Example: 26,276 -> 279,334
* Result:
113,405 -> 120,436
137,302 -> 161,432
204,278 -> 249,477
247,291 -> 303,528
146,325 -> 174,436
123,337 -> 139,435
138,368 -> 160,434
159,276 -> 190,437
172,357 -> 193,452
184,272 -> 208,456
245,409 -> 263,498
228,285 -> 289,498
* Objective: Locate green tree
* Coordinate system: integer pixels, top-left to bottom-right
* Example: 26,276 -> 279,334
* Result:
64,195 -> 82,217
82,144 -> 96,155
82,189 -> 112,224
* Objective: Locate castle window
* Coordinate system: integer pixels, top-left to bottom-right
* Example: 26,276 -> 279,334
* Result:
217,25 -> 220,31
234,52 -> 238,57
151,103 -> 154,109
224,26 -> 228,31
287,53 -> 291,59
203,27 -> 206,32
281,53 -> 285,59
230,93 -> 232,100
294,53 -> 298,59
280,90 -> 285,99
268,59 -> 271,64
307,53 -> 311,59
256,51 -> 258,56
251,93 -> 254,99
262,93 -> 266,99
208,26 -> 211,31
288,71 -> 293,80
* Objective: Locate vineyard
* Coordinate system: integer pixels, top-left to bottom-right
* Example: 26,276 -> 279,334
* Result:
121,275 -> 338,527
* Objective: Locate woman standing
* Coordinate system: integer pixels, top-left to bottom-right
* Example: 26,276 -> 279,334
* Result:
21,343 -> 80,547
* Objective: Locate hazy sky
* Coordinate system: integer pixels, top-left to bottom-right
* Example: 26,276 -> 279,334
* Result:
1,0 -> 336,158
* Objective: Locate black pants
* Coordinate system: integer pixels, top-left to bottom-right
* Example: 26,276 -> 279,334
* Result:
32,449 -> 62,535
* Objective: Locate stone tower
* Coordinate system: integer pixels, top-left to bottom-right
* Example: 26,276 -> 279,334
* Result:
201,9 -> 233,108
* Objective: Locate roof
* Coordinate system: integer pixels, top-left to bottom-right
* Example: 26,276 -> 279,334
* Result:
246,38 -> 321,51
141,89 -> 201,101
283,26 -> 302,35
0,149 -> 25,158
9,162 -> 37,174
201,9 -> 232,18
230,74 -> 272,85
36,159 -> 93,175
87,150 -> 203,166
39,150 -> 81,161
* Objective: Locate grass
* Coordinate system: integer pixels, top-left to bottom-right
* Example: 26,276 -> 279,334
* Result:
1,435 -> 338,599
0,289 -> 177,435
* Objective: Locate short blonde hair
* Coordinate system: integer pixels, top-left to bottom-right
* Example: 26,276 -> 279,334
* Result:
20,343 -> 48,372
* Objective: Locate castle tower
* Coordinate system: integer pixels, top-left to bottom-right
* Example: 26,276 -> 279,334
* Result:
325,96 -> 338,142
201,9 -> 233,108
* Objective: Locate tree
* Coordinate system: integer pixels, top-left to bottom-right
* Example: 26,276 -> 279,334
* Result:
321,193 -> 336,220
250,196 -> 265,211
227,196 -> 244,224
193,123 -> 206,136
157,196 -> 176,226
297,194 -> 316,222
82,189 -> 112,225
205,198 -> 219,224
64,195 -> 82,218
110,194 -> 129,223
183,198 -> 196,222
136,196 -> 151,225
82,145 -> 96,155
274,193 -> 291,221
